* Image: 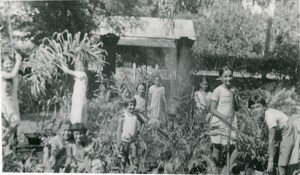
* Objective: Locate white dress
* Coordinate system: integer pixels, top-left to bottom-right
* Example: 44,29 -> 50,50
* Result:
121,110 -> 138,143
148,85 -> 165,121
134,94 -> 147,119
70,71 -> 88,124
195,90 -> 212,113
210,85 -> 237,145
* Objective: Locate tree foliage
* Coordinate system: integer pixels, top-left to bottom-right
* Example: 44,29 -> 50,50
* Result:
179,1 -> 299,81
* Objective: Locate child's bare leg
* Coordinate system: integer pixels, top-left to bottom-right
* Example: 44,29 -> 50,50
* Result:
230,148 -> 238,168
212,144 -> 220,166
121,142 -> 130,172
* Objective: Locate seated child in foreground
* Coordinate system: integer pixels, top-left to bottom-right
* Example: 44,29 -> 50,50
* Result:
65,123 -> 94,173
44,119 -> 72,172
117,97 -> 145,171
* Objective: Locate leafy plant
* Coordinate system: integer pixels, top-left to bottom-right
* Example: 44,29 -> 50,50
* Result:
22,30 -> 106,98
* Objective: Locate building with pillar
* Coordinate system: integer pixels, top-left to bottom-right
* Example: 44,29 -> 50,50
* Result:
93,17 -> 196,78
93,17 -> 196,112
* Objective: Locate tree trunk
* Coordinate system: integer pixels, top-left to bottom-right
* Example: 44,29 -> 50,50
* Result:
262,0 -> 276,80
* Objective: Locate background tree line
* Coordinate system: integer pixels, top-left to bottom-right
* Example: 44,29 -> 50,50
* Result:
1,0 -> 299,83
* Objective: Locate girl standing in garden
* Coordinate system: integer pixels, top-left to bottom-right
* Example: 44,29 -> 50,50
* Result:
1,52 -> 22,155
134,82 -> 148,120
117,97 -> 145,172
209,66 -> 240,172
60,60 -> 88,124
194,76 -> 213,121
147,74 -> 168,124
248,94 -> 299,175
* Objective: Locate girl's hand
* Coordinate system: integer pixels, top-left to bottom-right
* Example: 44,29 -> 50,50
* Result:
229,87 -> 238,95
15,53 -> 22,62
267,161 -> 274,173
61,64 -> 68,72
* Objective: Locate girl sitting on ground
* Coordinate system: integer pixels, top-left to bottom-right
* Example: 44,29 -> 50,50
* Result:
44,119 -> 72,172
65,123 -> 94,173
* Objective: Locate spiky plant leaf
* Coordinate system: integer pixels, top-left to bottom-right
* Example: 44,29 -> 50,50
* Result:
22,30 -> 107,97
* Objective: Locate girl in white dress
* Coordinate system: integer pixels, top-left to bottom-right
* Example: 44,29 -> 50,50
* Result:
147,74 -> 167,124
209,66 -> 240,171
60,60 -> 88,124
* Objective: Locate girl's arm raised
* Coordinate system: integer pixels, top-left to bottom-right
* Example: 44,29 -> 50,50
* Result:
2,53 -> 22,79
60,64 -> 77,77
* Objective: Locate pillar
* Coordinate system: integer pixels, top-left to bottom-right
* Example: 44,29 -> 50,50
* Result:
100,33 -> 120,78
168,37 -> 194,113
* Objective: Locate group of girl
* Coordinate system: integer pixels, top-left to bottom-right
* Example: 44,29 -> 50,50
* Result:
2,52 -> 299,174
195,66 -> 299,175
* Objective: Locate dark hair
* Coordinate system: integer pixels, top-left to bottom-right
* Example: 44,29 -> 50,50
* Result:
1,54 -> 14,64
75,59 -> 88,69
248,93 -> 267,108
219,66 -> 233,76
199,76 -> 210,90
153,74 -> 162,82
58,119 -> 72,129
124,96 -> 137,107
136,82 -> 146,90
71,123 -> 87,134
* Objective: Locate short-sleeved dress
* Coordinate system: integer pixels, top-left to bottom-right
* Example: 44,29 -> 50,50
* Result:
148,85 -> 165,121
121,110 -> 140,143
134,94 -> 147,119
195,90 -> 213,114
265,108 -> 299,166
210,85 -> 237,145
70,71 -> 88,124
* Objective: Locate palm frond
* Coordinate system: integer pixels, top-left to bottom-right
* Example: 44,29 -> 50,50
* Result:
22,30 -> 106,97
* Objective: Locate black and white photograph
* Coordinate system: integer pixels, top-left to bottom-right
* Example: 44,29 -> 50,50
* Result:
1,0 -> 299,174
